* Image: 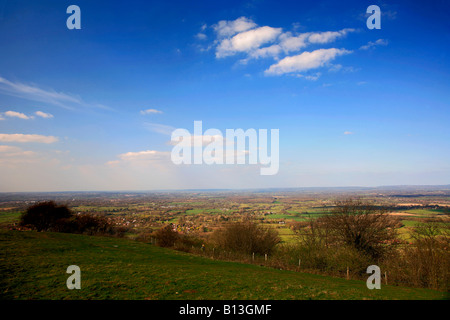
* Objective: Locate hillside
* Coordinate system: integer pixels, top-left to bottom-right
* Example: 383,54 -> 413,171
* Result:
0,229 -> 447,300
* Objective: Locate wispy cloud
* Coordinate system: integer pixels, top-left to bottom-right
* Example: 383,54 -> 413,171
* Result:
195,32 -> 207,40
0,75 -> 111,111
0,144 -> 38,166
118,150 -> 170,161
0,145 -> 22,153
196,24 -> 208,40
360,39 -> 388,50
167,134 -> 228,147
106,150 -> 171,167
0,133 -> 58,144
0,145 -> 35,157
145,123 -> 176,135
140,108 -> 163,115
308,28 -> 355,44
344,131 -> 354,135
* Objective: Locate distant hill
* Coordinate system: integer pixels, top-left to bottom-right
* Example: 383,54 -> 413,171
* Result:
1,184 -> 450,201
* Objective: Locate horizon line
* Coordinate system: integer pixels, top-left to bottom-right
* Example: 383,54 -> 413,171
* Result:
1,184 -> 449,194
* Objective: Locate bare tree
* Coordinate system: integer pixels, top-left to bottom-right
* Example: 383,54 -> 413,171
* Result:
319,198 -> 399,260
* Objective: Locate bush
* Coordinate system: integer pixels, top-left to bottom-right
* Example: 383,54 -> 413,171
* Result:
173,234 -> 204,253
20,201 -> 72,232
384,219 -> 450,291
155,224 -> 179,247
19,201 -> 125,237
73,214 -> 125,236
212,221 -> 280,255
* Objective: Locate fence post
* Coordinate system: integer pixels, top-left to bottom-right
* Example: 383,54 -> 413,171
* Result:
265,254 -> 267,261
347,267 -> 349,280
252,252 -> 255,261
298,258 -> 301,268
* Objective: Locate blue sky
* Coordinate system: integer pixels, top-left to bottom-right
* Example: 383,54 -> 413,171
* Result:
0,0 -> 449,191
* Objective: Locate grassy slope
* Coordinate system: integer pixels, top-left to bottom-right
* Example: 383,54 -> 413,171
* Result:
1,230 -> 447,300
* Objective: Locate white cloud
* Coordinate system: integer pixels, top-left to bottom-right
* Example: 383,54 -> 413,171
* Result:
299,72 -> 322,81
0,145 -> 38,166
344,131 -> 354,135
140,108 -> 163,115
213,17 -> 257,38
244,28 -> 354,61
328,64 -> 359,73
278,32 -> 310,53
360,39 -> 388,50
265,48 -> 351,76
216,26 -> 282,58
35,111 -> 54,118
4,110 -> 31,120
196,32 -> 207,40
0,133 -> 58,144
308,28 -> 355,44
105,160 -> 120,167
1,150 -> 36,158
118,150 -> 170,161
0,145 -> 22,153
107,150 -> 172,168
248,44 -> 282,60
206,18 -> 356,76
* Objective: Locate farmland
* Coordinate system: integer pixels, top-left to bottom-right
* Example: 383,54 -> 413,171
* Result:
2,186 -> 448,244
1,185 -> 449,300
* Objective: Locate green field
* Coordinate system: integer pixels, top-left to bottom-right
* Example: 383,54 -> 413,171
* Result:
0,229 -> 446,300
404,208 -> 448,216
0,211 -> 20,226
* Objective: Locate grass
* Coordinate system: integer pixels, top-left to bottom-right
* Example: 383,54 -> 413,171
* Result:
265,214 -> 303,220
0,211 -> 21,226
184,209 -> 205,215
404,208 -> 447,216
0,229 -> 447,300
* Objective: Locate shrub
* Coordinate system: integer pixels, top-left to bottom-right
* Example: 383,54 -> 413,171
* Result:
20,201 -> 72,232
173,234 -> 204,253
384,219 -> 450,291
20,201 -> 125,237
155,224 -> 179,247
73,214 -> 123,236
212,221 -> 280,255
